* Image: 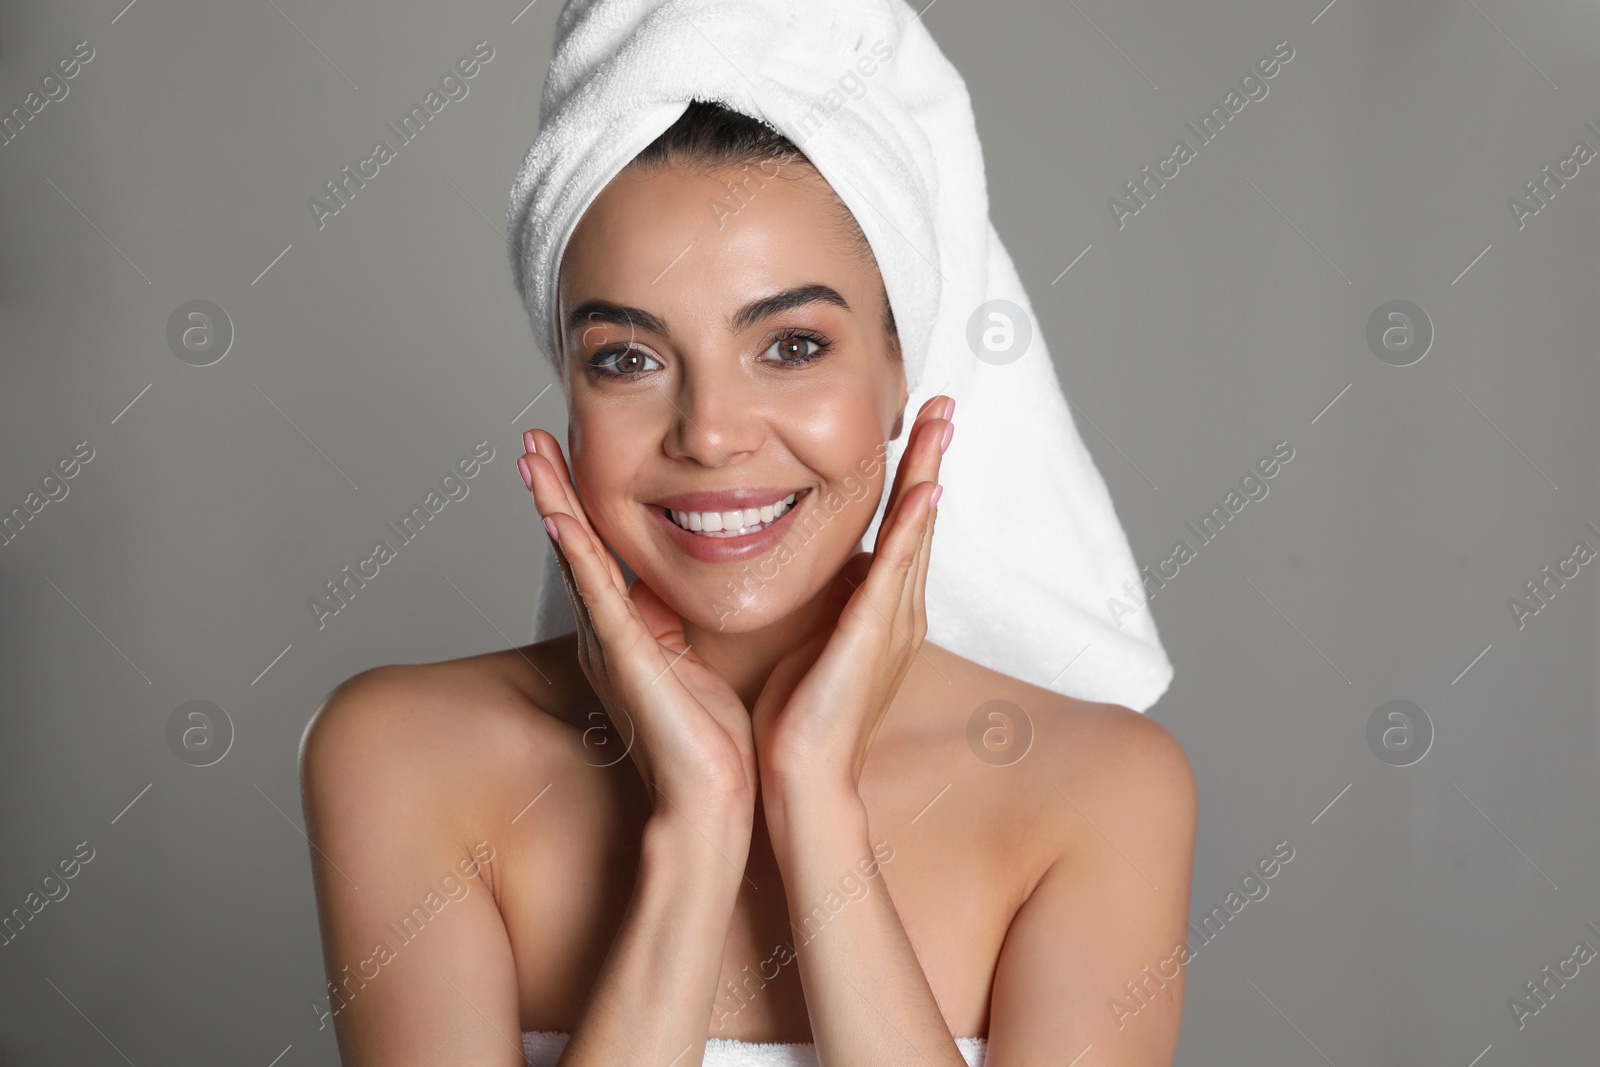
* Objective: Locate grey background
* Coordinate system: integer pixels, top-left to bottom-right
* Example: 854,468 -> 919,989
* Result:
2,0 -> 1596,1064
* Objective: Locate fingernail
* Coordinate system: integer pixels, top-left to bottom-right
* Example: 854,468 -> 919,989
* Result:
944,396 -> 956,420
523,430 -> 537,455
544,516 -> 560,542
940,422 -> 953,454
518,456 -> 534,490
930,484 -> 943,510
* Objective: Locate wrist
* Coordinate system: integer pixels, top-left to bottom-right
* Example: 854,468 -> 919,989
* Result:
624,812 -> 749,977
758,748 -> 861,811
762,779 -> 868,857
642,803 -> 753,882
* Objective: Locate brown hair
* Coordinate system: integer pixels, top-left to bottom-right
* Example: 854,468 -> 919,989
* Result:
627,100 -> 899,346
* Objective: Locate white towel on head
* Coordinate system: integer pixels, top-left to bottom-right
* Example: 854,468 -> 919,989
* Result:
506,0 -> 1174,712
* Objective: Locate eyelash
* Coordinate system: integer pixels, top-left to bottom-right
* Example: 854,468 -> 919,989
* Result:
584,329 -> 834,380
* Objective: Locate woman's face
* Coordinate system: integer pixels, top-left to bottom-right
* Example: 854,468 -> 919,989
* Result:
556,160 -> 907,633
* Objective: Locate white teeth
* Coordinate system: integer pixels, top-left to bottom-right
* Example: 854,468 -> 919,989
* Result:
665,492 -> 805,537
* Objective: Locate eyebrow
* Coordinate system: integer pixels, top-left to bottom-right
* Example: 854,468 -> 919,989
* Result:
564,283 -> 852,340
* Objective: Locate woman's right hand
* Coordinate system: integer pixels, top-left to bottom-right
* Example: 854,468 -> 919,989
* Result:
519,428 -> 758,831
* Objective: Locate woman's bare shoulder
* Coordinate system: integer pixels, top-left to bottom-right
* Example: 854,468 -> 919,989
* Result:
921,642 -> 1183,747
1007,670 -> 1196,889
918,643 -> 1195,842
302,637 -> 583,749
297,637 -> 592,849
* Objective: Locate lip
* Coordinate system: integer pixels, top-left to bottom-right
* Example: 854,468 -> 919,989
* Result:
648,487 -> 806,512
649,488 -> 812,564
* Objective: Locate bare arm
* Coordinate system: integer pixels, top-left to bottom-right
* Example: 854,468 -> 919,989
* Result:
765,788 -> 969,1067
299,667 -> 529,1067
556,808 -> 751,1065
762,710 -> 1196,1067
986,713 -> 1198,1066
300,665 -> 757,1067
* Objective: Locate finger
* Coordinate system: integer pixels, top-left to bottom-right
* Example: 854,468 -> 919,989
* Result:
525,429 -> 616,558
525,451 -> 625,604
522,433 -> 627,595
545,512 -> 643,652
541,513 -> 604,664
912,392 -> 953,426
909,486 -> 935,641
878,400 -> 950,554
881,403 -> 940,513
621,577 -> 711,712
855,480 -> 938,631
629,576 -> 688,653
524,444 -> 576,524
829,551 -> 874,618
895,481 -> 935,625
876,419 -> 945,556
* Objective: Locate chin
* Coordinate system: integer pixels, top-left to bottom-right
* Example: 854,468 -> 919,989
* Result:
634,553 -> 833,635
620,494 -> 875,634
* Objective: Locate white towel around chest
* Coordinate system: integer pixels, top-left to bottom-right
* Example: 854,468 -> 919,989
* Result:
522,1030 -> 987,1066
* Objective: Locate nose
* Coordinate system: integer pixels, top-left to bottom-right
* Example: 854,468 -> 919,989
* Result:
663,356 -> 766,467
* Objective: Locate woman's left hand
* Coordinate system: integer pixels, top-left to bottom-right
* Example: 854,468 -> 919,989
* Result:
749,394 -> 954,806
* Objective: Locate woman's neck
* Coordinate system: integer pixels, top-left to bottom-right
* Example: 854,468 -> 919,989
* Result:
681,583 -> 835,709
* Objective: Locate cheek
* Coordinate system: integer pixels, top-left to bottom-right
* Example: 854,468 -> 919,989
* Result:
781,397 -> 890,544
783,381 -> 889,472
567,406 -> 647,529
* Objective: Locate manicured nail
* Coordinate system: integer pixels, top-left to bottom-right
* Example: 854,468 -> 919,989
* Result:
930,484 -> 943,510
523,430 -> 537,455
518,456 -> 534,490
944,396 -> 956,420
940,422 -> 953,454
543,516 -> 560,542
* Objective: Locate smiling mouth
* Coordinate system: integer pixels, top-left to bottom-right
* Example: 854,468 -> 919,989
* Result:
659,490 -> 809,538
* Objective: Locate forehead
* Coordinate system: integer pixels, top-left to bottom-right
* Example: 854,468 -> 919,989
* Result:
558,163 -> 873,322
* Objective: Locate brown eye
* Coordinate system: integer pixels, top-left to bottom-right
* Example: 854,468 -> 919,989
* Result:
761,333 -> 828,365
588,345 -> 662,377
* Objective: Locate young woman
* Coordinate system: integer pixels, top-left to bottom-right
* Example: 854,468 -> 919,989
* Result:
300,63 -> 1194,1067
